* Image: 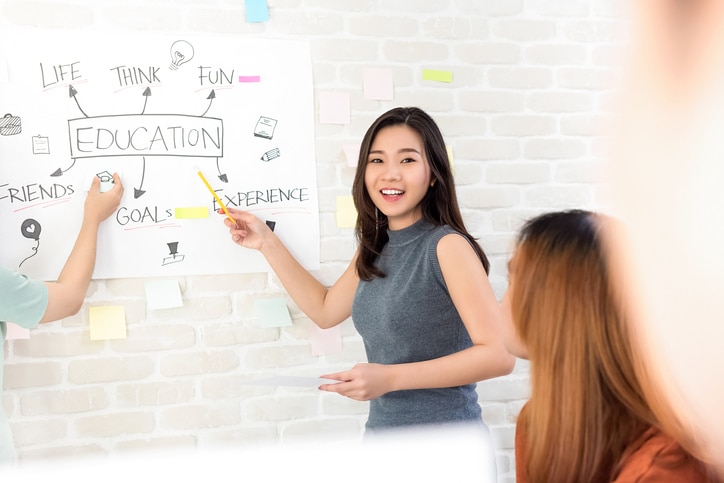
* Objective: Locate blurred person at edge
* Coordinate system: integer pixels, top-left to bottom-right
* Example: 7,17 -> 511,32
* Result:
606,0 -> 724,478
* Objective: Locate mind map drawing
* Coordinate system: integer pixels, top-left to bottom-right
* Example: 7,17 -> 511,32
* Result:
0,31 -> 318,280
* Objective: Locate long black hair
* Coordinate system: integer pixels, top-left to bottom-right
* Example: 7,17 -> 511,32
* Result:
352,107 -> 490,280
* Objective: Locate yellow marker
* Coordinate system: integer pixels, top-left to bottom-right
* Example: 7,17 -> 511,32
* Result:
196,170 -> 236,225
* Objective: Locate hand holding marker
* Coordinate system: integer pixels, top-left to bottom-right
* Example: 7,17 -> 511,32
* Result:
196,168 -> 237,227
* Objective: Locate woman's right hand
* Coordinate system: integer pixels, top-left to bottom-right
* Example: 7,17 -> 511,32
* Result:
219,207 -> 272,251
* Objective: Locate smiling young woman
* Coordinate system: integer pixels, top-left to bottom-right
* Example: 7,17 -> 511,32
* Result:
219,108 -> 514,461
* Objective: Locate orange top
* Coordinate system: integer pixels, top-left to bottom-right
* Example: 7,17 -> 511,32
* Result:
515,406 -> 716,482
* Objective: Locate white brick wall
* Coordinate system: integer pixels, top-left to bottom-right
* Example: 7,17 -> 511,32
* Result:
1,1 -> 629,481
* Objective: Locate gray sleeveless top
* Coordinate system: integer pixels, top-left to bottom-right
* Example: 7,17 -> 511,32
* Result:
352,218 -> 483,431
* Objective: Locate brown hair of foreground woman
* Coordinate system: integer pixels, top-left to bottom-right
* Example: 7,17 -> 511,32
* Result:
502,210 -> 719,483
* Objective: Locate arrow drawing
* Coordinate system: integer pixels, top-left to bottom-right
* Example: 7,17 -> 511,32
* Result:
69,85 -> 89,118
201,90 -> 216,117
134,156 -> 147,198
216,157 -> 228,183
140,87 -> 152,115
50,158 -> 76,177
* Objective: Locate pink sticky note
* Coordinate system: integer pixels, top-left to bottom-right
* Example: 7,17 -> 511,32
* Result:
363,68 -> 394,101
343,143 -> 361,167
310,324 -> 343,356
319,91 -> 350,125
5,322 -> 30,340
238,75 -> 261,83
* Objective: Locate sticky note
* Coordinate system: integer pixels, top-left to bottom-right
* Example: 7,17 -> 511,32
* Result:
238,75 -> 261,83
145,279 -> 184,310
174,207 -> 209,219
5,322 -> 30,340
319,91 -> 350,125
335,195 -> 357,228
310,324 -> 343,356
343,143 -> 361,167
446,145 -> 455,175
422,69 -> 453,83
255,298 -> 292,327
363,67 -> 394,101
89,306 -> 127,341
244,0 -> 269,23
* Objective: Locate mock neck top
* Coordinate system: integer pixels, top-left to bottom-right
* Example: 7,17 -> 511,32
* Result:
352,218 -> 482,431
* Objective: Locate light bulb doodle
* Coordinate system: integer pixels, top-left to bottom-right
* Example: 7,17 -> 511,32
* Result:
169,40 -> 195,71
19,218 -> 42,267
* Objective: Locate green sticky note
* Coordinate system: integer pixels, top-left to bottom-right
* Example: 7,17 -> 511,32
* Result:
174,207 -> 209,219
422,69 -> 453,83
255,298 -> 292,328
145,279 -> 184,310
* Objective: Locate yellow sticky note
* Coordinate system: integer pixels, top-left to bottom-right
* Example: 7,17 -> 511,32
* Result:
446,145 -> 455,175
335,195 -> 357,228
255,298 -> 292,328
174,207 -> 209,219
89,306 -> 127,341
422,69 -> 453,83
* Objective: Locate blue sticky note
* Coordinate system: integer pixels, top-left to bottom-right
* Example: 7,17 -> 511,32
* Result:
245,0 -> 269,23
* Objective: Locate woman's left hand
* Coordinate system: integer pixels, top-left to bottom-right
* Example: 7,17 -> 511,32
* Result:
319,363 -> 393,401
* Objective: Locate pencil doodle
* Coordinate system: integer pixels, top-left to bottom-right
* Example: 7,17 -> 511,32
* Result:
261,147 -> 280,162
